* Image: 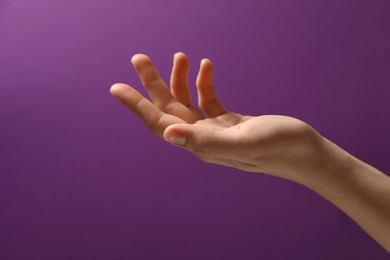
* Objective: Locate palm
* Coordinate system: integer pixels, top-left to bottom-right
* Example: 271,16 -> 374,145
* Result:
110,52 -> 318,175
110,53 -> 250,136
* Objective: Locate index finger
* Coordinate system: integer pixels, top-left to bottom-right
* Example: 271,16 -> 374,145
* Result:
110,83 -> 185,137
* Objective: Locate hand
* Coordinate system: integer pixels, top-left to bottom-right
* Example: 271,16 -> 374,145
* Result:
110,53 -> 325,182
110,53 -> 390,252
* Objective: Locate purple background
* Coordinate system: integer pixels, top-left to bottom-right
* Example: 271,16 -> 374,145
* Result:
1,0 -> 389,259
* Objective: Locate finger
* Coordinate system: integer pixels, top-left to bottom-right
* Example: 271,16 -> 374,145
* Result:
170,52 -> 193,106
131,54 -> 174,109
196,58 -> 226,118
110,83 -> 185,137
164,122 -> 261,171
163,123 -> 235,159
164,123 -> 259,169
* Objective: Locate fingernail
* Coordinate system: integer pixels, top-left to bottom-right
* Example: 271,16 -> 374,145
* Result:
167,133 -> 187,146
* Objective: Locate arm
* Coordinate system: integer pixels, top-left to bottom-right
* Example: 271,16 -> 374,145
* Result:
303,138 -> 390,251
110,53 -> 390,252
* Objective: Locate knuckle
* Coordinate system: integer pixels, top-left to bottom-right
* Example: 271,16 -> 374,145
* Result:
146,115 -> 166,137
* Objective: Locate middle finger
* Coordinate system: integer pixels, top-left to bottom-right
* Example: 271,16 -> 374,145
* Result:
131,54 -> 174,109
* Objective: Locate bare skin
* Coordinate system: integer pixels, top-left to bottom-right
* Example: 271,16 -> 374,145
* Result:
110,52 -> 390,252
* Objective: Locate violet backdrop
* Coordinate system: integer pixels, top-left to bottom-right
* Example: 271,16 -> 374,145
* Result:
0,0 -> 389,259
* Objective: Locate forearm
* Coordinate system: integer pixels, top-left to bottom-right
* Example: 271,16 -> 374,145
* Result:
300,137 -> 390,252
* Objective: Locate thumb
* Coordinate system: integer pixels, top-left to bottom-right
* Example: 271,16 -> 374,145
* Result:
163,123 -> 228,158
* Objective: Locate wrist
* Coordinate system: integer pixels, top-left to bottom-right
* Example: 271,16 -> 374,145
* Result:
297,136 -> 356,191
290,136 -> 390,252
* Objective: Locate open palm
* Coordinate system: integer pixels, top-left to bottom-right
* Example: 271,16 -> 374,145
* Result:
110,53 -> 321,178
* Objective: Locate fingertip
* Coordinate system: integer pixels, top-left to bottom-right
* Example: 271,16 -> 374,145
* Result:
196,59 -> 214,87
163,125 -> 188,146
163,125 -> 175,140
110,83 -> 130,96
131,53 -> 150,64
163,127 -> 171,142
199,59 -> 213,75
174,51 -> 187,59
200,58 -> 212,66
163,123 -> 185,137
173,52 -> 190,66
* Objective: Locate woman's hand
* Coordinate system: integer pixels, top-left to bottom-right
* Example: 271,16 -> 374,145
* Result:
110,53 -> 324,182
110,52 -> 390,252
